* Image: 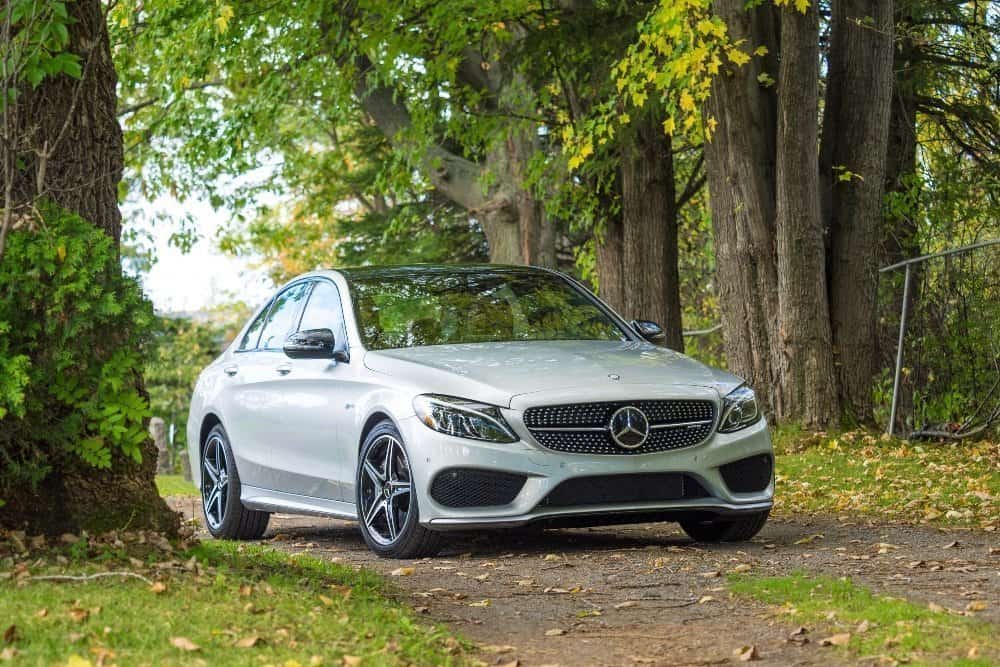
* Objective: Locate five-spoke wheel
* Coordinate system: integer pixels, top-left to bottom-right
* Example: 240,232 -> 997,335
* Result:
356,420 -> 442,558
202,433 -> 230,530
200,424 -> 270,540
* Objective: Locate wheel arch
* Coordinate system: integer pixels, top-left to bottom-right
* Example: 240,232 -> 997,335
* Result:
359,410 -> 396,451
198,412 -> 223,463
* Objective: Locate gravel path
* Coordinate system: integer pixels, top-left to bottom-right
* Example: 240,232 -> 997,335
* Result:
169,497 -> 999,666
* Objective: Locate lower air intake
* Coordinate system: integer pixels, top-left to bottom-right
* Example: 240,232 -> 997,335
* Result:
719,454 -> 773,493
430,468 -> 527,508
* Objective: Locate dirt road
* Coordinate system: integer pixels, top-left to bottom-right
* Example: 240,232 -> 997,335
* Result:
169,497 -> 998,666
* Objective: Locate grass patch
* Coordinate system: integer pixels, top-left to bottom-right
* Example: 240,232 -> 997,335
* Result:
729,572 -> 995,666
0,536 -> 466,666
772,427 -> 999,529
155,475 -> 198,497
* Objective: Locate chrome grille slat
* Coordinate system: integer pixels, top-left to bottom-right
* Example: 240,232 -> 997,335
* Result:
523,400 -> 715,455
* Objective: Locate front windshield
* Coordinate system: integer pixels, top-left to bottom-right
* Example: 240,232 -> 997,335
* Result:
349,270 -> 629,350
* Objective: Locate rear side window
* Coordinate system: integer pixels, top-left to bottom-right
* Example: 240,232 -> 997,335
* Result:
298,280 -> 346,337
237,305 -> 269,351
257,283 -> 310,350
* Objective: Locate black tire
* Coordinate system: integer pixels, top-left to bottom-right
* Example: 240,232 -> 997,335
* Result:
201,424 -> 270,540
356,420 -> 444,559
679,510 -> 769,543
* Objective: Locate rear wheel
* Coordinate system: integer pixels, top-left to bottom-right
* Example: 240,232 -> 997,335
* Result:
680,510 -> 769,543
201,425 -> 270,540
356,420 -> 443,558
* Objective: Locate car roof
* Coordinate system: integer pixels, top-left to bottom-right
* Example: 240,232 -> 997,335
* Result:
333,263 -> 552,281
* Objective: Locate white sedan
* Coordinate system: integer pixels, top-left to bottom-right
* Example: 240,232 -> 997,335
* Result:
188,265 -> 773,558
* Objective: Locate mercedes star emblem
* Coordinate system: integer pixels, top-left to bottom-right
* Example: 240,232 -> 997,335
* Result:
609,406 -> 650,449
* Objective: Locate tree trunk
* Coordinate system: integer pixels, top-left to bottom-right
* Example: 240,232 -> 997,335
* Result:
620,116 -> 684,350
879,0 -> 920,431
704,0 -> 781,410
820,0 -> 895,423
595,212 -> 627,314
774,2 -> 839,427
1,0 -> 177,535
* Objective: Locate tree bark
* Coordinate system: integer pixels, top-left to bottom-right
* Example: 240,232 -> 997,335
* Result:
620,116 -> 684,350
704,0 -> 781,409
774,2 -> 839,427
595,211 -> 626,315
1,0 -> 177,535
820,0 -> 895,423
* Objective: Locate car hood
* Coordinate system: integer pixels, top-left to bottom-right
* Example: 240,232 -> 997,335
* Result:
363,340 -> 744,408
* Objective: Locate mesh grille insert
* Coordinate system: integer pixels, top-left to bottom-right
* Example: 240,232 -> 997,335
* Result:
523,400 -> 716,455
539,473 -> 709,507
430,468 -> 527,508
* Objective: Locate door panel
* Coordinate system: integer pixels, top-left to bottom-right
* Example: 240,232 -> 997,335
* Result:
220,282 -> 309,491
268,280 -> 354,501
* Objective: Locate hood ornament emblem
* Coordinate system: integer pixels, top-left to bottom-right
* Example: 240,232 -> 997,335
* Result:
608,373 -> 620,381
609,406 -> 649,449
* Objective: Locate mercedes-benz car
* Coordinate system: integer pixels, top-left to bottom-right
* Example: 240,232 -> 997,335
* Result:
188,265 -> 773,558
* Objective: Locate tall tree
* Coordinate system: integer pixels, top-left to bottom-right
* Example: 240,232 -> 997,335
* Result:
1,0 -> 175,533
820,0 -> 895,422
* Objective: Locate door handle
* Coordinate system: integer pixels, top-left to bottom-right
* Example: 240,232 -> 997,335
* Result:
276,363 -> 292,376
223,365 -> 238,377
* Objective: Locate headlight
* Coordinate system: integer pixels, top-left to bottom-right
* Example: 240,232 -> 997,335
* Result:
718,385 -> 761,433
412,394 -> 518,443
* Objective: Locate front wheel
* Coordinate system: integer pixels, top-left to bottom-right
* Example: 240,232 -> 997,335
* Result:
679,510 -> 769,543
356,420 -> 443,558
201,424 -> 270,540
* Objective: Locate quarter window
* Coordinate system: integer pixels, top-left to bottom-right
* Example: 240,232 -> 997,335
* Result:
237,305 -> 269,351
257,283 -> 310,350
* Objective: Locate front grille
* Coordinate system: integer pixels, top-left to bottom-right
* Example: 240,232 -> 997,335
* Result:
429,468 -> 527,508
523,400 -> 716,455
539,473 -> 709,507
719,454 -> 773,493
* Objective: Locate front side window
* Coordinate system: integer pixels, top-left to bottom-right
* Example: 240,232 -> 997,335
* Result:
257,282 -> 310,350
350,270 -> 628,350
298,280 -> 346,336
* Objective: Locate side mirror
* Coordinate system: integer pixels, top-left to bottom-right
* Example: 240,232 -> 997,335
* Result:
284,328 -> 338,360
632,319 -> 666,343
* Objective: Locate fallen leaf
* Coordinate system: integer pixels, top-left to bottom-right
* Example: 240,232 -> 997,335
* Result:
342,657 -> 362,667
928,602 -> 945,613
34,609 -> 48,619
819,633 -> 851,647
2,626 -> 15,644
483,645 -> 516,654
498,661 -> 519,667
318,595 -> 334,606
149,582 -> 167,594
239,584 -> 252,596
966,601 -> 988,612
235,635 -> 260,648
468,599 -> 491,607
856,620 -> 872,634
516,579 -> 534,587
543,554 -> 561,562
700,570 -> 721,578
614,601 -> 639,609
68,608 -> 89,623
65,656 -> 91,667
968,646 -> 980,658
698,595 -> 716,604
170,637 -> 200,651
0,647 -> 19,662
544,628 -> 565,637
943,540 -> 959,549
731,564 -> 752,574
734,645 -> 759,661
390,567 -> 414,577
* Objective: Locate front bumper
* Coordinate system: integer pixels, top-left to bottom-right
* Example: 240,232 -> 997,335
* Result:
398,412 -> 773,530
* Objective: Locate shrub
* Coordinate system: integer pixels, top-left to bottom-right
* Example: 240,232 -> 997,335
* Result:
0,205 -> 153,498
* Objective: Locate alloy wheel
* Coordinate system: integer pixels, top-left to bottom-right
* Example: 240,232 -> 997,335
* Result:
202,434 -> 230,530
359,435 -> 413,545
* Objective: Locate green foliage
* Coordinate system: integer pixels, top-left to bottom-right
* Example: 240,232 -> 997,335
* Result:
2,0 -> 81,104
145,315 -> 234,467
0,205 -> 153,492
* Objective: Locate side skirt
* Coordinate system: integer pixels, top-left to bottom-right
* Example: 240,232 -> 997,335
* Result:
241,485 -> 358,521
